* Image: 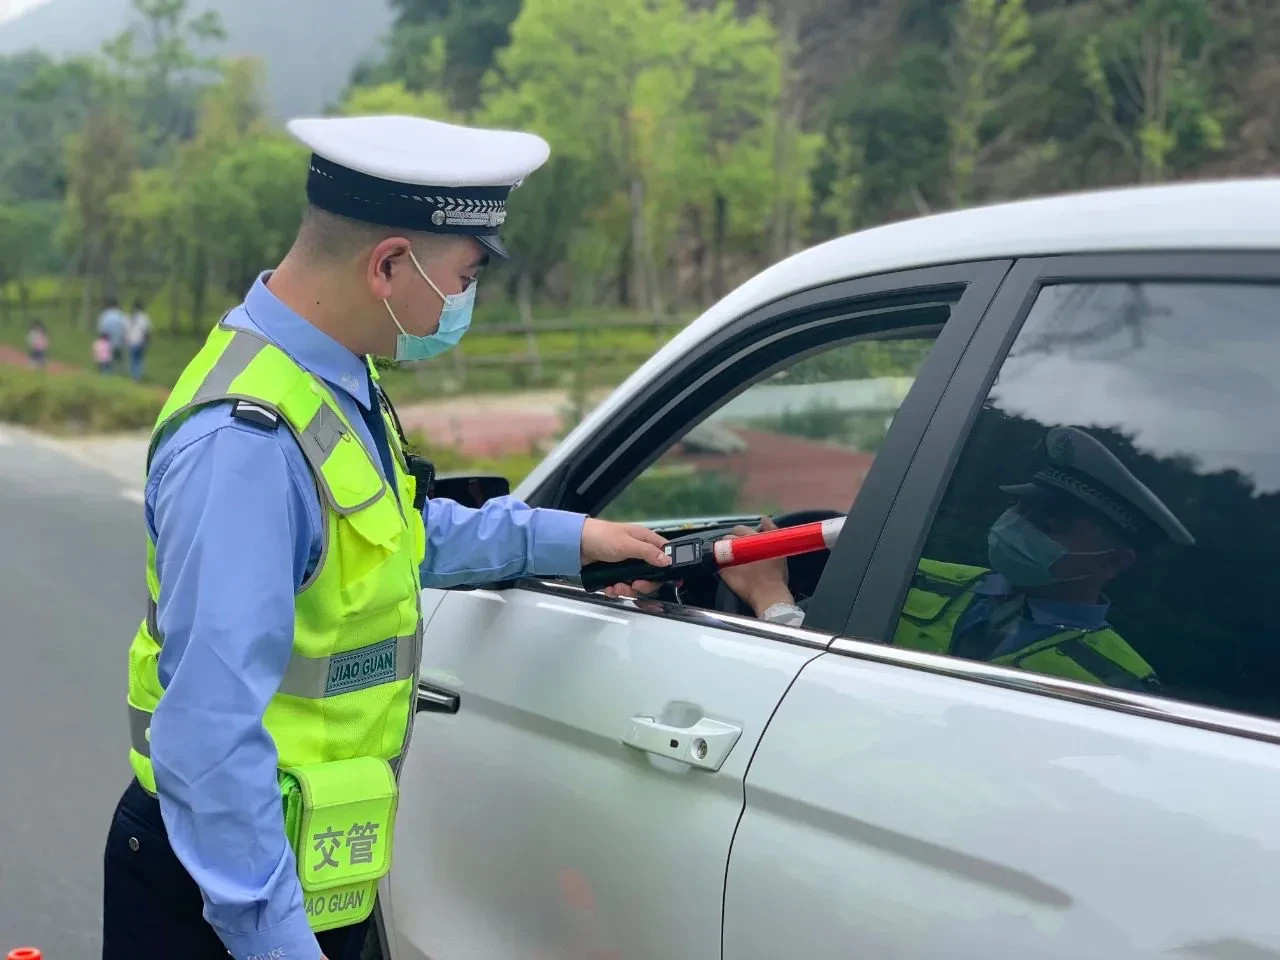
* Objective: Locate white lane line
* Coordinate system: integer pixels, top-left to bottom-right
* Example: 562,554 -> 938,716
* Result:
0,429 -> 12,446
120,489 -> 145,504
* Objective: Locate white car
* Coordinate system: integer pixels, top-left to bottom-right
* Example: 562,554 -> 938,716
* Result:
381,180 -> 1280,959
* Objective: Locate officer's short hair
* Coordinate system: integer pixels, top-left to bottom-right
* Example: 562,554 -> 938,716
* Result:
295,205 -> 458,262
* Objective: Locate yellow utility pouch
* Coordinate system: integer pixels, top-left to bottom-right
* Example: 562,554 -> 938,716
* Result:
280,757 -> 399,933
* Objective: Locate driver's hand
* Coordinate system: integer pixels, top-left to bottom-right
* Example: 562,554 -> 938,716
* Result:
718,518 -> 794,617
601,579 -> 664,599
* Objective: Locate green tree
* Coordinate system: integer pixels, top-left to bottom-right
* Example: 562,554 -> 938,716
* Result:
186,133 -> 308,298
342,79 -> 453,122
352,0 -> 523,112
0,203 -> 52,319
0,53 -> 104,205
815,44 -> 949,232
112,58 -> 294,330
62,109 -> 139,321
946,0 -> 1034,207
1080,0 -> 1224,183
485,0 -> 790,315
103,0 -> 227,149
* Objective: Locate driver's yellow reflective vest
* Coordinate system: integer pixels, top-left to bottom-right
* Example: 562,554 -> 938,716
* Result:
892,559 -> 1158,690
125,324 -> 426,796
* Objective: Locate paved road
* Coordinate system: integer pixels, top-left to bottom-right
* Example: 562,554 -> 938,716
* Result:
0,426 -> 147,957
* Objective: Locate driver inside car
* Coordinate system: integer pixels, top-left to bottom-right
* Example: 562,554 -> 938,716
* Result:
614,426 -> 1195,692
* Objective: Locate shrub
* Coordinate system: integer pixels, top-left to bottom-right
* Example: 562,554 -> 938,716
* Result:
0,367 -> 166,433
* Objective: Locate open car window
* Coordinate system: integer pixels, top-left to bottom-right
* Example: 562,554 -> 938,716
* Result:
600,334 -> 938,524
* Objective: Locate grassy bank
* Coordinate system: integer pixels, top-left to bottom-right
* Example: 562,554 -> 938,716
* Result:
0,365 -> 166,434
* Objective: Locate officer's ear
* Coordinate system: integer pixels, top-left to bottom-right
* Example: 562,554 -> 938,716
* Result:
367,237 -> 412,300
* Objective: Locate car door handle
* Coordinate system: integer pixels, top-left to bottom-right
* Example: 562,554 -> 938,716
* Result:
623,716 -> 742,771
416,682 -> 460,715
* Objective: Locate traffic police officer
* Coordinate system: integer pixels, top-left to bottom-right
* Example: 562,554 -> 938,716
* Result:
718,426 -> 1193,690
102,115 -> 669,960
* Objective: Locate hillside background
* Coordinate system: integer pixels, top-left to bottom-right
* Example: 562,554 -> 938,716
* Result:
0,0 -> 1275,410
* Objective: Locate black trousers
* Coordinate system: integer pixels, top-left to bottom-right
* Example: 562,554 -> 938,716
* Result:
103,779 -> 371,959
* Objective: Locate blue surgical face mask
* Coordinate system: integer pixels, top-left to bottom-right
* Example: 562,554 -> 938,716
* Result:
987,508 -> 1108,588
382,248 -> 476,362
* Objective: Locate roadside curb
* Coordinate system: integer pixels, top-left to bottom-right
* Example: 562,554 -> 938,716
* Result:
0,423 -> 148,494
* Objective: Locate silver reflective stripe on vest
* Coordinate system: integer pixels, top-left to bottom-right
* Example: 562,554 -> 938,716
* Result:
146,596 -> 162,646
278,633 -> 418,699
298,402 -> 346,465
129,704 -> 152,758
193,333 -> 267,403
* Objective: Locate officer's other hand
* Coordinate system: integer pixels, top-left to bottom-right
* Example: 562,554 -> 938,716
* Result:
580,518 -> 670,568
717,518 -> 792,616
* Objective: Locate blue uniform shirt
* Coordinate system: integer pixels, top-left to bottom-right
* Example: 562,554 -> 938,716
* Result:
145,274 -> 586,960
960,572 -> 1111,659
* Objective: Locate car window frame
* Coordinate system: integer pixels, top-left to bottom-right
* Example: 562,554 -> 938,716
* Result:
520,259 -> 1013,637
838,250 -> 1280,743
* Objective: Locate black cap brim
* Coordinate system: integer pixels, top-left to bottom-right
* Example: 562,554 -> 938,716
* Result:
476,233 -> 509,260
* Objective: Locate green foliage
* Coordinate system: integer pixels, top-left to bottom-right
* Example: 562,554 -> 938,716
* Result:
0,366 -> 165,433
0,0 -> 1258,436
482,0 -> 794,310
0,203 -> 57,293
815,43 -> 950,229
103,0 -> 228,151
356,0 -> 523,111
773,337 -> 934,385
747,406 -> 893,453
947,0 -> 1034,206
1079,0 -> 1225,182
341,79 -> 454,122
601,466 -> 744,522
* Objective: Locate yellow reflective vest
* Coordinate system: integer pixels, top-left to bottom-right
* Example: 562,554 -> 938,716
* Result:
893,558 -> 1158,689
125,323 -> 426,795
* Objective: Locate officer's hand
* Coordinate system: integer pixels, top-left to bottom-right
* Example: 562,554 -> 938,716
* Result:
582,519 -> 670,595
580,518 -> 670,569
718,518 -> 793,617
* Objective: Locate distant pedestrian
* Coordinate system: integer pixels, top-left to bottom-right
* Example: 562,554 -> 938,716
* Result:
96,296 -> 127,372
26,320 -> 49,368
126,298 -> 152,381
93,333 -> 113,374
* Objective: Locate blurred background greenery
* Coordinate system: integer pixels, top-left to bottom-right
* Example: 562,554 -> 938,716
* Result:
0,0 -> 1267,485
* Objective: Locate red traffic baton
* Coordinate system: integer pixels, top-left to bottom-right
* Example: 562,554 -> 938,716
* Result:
711,516 -> 844,568
580,517 -> 844,592
8,949 -> 43,960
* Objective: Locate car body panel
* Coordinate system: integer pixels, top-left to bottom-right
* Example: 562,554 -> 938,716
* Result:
387,192 -> 1280,960
724,650 -> 1280,959
388,582 -> 822,960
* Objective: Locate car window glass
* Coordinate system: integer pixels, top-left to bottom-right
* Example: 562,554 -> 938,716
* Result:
601,332 -> 939,522
891,281 -> 1280,719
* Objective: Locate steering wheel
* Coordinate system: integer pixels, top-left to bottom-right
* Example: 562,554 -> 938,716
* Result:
713,509 -> 845,617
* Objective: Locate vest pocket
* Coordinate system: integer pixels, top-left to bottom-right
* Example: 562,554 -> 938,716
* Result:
280,757 -> 398,933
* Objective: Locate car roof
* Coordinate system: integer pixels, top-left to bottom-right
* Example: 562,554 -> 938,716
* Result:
518,178 -> 1280,497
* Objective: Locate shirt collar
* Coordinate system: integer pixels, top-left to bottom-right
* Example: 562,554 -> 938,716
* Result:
974,572 -> 1111,629
239,271 -> 373,410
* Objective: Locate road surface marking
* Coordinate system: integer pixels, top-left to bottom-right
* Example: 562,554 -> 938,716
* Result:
120,489 -> 145,504
0,431 -> 11,446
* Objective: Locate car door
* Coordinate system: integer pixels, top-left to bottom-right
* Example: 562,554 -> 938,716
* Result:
382,262 -> 1010,960
724,254 -> 1280,959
